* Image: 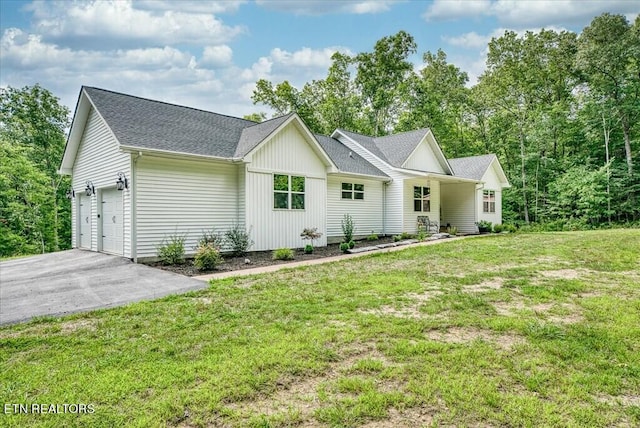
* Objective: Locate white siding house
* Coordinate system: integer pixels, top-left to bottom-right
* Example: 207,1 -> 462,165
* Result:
60,87 -> 509,261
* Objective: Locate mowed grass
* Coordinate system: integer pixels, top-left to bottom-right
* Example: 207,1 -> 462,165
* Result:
1,229 -> 639,427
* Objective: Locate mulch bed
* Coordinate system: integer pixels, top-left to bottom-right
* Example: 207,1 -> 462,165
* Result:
146,236 -> 396,277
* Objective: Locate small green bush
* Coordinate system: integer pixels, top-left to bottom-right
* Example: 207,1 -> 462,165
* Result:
493,224 -> 504,233
449,226 -> 458,236
341,214 -> 355,243
157,233 -> 186,265
399,231 -> 414,240
476,220 -> 492,233
417,229 -> 428,241
273,248 -> 294,260
340,242 -> 350,253
366,233 -> 378,241
225,224 -> 254,256
304,244 -> 313,254
194,243 -> 222,271
393,235 -> 401,242
504,224 -> 517,233
348,240 -> 356,249
198,229 -> 224,248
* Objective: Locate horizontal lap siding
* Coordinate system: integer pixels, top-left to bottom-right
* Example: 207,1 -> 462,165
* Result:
246,123 -> 327,250
441,183 -> 477,233
136,156 -> 238,258
403,179 -> 440,233
327,176 -> 384,238
71,108 -> 131,256
478,163 -> 503,225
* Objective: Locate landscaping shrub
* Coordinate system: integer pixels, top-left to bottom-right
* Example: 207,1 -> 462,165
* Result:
476,220 -> 492,233
198,229 -> 225,249
272,248 -> 294,260
157,233 -> 186,265
367,233 -> 378,241
493,224 -> 504,233
300,227 -> 323,250
225,225 -> 254,256
194,243 -> 222,271
504,224 -> 517,233
341,214 -> 355,243
304,244 -> 313,254
340,242 -> 350,253
449,226 -> 458,235
417,228 -> 428,241
399,231 -> 414,240
393,235 -> 401,242
348,240 -> 356,249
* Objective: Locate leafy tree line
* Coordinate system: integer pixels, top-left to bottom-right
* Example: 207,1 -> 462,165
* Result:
251,13 -> 640,227
0,85 -> 71,257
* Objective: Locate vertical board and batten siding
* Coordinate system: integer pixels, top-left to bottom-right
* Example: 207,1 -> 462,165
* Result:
477,162 -> 503,225
403,179 -> 441,233
441,183 -> 477,233
335,135 -> 406,234
245,123 -> 327,250
135,156 -> 239,259
403,142 -> 446,173
71,107 -> 131,256
326,175 -> 384,239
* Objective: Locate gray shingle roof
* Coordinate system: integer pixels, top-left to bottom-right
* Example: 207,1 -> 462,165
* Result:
337,129 -> 390,164
83,87 -> 255,158
315,135 -> 388,178
338,128 -> 445,171
235,114 -> 293,157
373,128 -> 430,167
448,154 -> 497,180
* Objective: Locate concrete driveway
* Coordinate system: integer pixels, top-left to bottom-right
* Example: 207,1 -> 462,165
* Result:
0,250 -> 208,325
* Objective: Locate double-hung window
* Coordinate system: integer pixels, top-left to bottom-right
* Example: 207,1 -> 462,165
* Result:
341,183 -> 364,200
483,190 -> 496,213
274,174 -> 305,210
414,186 -> 431,212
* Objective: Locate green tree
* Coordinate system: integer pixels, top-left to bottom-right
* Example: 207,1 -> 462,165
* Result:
397,49 -> 470,156
355,31 -> 417,136
0,84 -> 71,255
576,14 -> 640,175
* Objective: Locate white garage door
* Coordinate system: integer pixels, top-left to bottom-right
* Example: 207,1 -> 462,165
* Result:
101,189 -> 123,255
78,194 -> 92,249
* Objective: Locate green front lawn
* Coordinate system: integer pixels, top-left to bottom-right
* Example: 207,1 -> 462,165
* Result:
1,230 -> 639,427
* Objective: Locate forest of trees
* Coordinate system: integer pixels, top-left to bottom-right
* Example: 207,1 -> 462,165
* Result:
0,13 -> 638,257
251,13 -> 639,228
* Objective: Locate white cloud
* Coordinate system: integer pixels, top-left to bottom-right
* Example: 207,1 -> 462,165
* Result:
201,45 -> 233,68
442,31 -> 493,49
255,0 -> 400,15
135,1 -> 246,14
424,0 -> 639,27
270,47 -> 344,68
26,0 -> 245,48
423,0 -> 490,21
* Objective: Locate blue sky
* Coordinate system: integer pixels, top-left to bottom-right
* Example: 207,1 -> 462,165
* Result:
1,1 -> 637,118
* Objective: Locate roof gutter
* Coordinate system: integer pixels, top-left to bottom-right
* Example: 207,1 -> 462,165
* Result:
119,145 -> 244,163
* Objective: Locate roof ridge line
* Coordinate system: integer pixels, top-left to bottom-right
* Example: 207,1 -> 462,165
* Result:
82,86 -> 256,125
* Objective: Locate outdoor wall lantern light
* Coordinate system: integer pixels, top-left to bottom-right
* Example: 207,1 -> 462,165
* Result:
66,188 -> 75,199
116,172 -> 128,191
85,180 -> 95,196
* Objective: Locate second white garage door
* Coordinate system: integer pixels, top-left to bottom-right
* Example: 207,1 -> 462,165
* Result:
101,188 -> 123,255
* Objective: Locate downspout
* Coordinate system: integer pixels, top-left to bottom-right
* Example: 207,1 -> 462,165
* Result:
131,151 -> 142,262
